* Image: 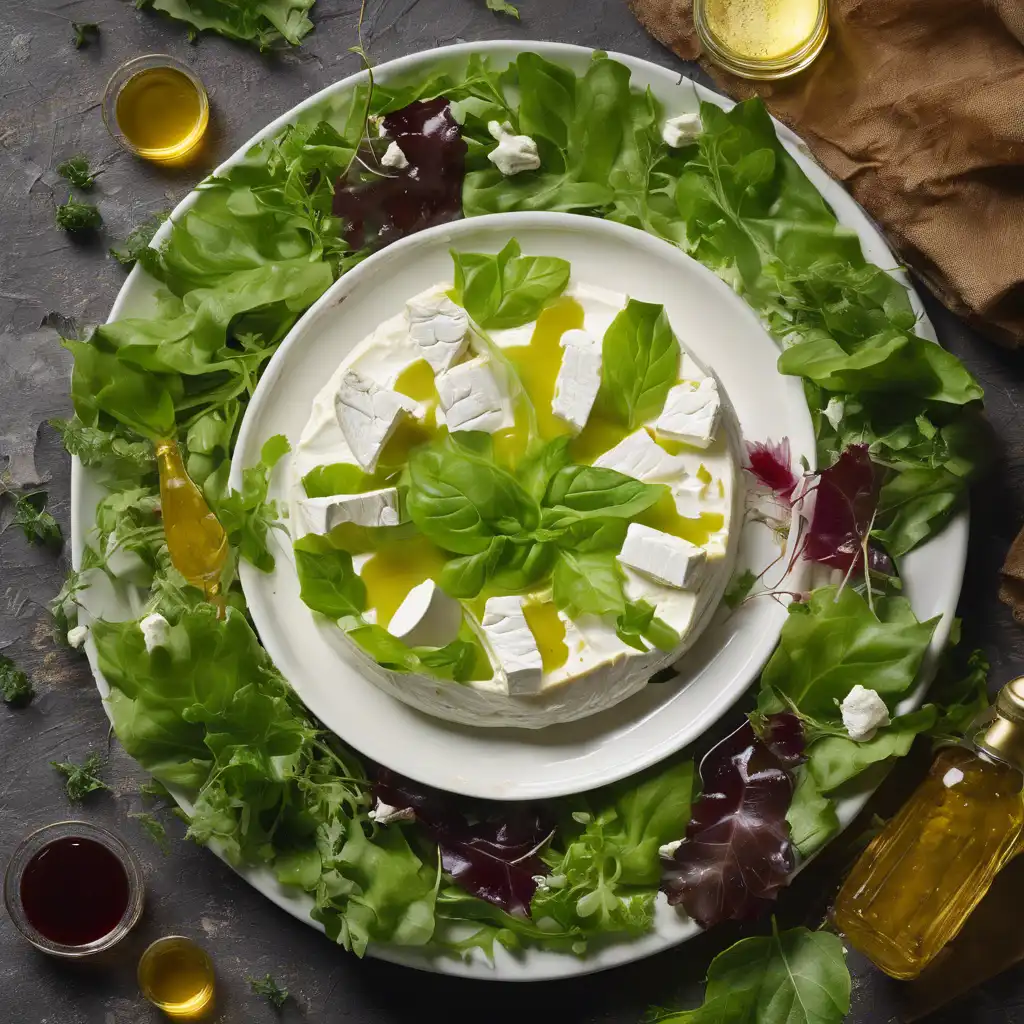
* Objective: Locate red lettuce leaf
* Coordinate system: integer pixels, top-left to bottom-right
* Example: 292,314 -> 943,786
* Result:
759,711 -> 806,769
662,721 -> 794,929
802,444 -> 893,576
374,770 -> 549,917
333,98 -> 466,251
745,437 -> 799,504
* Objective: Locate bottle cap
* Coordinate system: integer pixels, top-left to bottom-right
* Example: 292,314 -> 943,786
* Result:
979,676 -> 1024,770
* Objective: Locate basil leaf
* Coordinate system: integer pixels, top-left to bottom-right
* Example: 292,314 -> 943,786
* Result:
302,462 -> 372,498
555,517 -> 628,553
347,624 -> 477,684
517,52 -> 576,149
406,437 -> 540,555
616,599 -> 678,652
544,465 -> 665,523
450,238 -> 570,329
293,535 -> 366,619
517,436 -> 572,502
552,551 -> 626,619
438,537 -> 509,599
492,540 -> 557,591
599,299 -> 680,430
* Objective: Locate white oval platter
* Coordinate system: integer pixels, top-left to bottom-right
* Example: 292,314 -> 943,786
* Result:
72,40 -> 967,981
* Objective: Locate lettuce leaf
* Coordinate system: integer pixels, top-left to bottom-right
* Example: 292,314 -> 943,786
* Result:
138,0 -> 316,48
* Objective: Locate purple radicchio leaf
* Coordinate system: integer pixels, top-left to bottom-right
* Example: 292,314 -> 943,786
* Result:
745,437 -> 799,505
333,98 -> 466,251
374,769 -> 550,917
801,444 -> 894,577
758,711 -> 806,769
661,721 -> 794,929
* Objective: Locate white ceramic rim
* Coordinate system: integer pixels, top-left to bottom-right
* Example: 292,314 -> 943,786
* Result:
70,40 -> 967,981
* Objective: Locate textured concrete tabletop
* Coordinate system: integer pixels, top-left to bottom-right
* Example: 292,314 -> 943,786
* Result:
3,2 -> 1024,1022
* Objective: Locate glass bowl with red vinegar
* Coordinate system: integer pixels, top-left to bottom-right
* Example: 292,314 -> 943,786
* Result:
4,820 -> 144,957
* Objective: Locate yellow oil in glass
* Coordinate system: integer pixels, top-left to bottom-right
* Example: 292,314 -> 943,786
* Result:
155,440 -> 227,599
522,601 -> 568,673
359,535 -> 449,627
704,0 -> 822,60
138,936 -> 215,1018
116,66 -> 208,161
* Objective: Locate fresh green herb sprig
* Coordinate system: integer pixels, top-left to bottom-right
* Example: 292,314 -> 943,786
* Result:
9,490 -> 63,550
130,812 -> 171,854
248,974 -> 289,1008
56,195 -> 102,233
57,156 -> 95,190
110,211 -> 170,269
51,752 -> 110,801
72,22 -> 99,48
1,655 -> 34,708
485,0 -> 520,16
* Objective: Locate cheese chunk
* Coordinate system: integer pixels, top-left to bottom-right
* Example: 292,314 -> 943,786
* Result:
486,120 -> 541,176
381,141 -> 409,170
435,356 -> 510,433
662,112 -> 702,148
656,378 -> 721,449
481,596 -> 543,694
552,328 -> 602,432
406,294 -> 469,372
334,371 -> 416,472
593,429 -> 687,483
388,580 -> 463,648
617,523 -> 706,589
369,798 -> 415,825
841,684 -> 891,742
140,613 -> 171,653
299,489 -> 403,533
67,624 -> 89,649
672,475 -> 712,517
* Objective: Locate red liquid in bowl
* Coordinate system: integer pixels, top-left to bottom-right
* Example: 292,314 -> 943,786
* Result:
19,836 -> 130,946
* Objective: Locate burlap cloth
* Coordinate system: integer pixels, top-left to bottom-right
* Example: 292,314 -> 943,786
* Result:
627,0 -> 1024,347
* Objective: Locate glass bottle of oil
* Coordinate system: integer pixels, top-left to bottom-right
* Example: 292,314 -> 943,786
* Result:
833,676 -> 1024,980
155,439 -> 228,602
138,936 -> 215,1018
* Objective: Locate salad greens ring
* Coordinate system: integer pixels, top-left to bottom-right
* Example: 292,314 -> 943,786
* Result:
62,41 -> 983,997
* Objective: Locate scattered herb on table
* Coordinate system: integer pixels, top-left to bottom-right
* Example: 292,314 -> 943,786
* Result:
57,155 -> 95,189
485,0 -> 520,17
51,752 -> 109,801
136,0 -> 316,48
130,812 -> 171,854
248,974 -> 290,1008
55,195 -> 102,233
71,22 -> 99,49
10,490 -> 63,550
1,655 -> 34,708
109,211 -> 170,269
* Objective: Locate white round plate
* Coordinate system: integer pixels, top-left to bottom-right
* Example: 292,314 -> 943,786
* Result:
73,41 -> 966,980
232,211 -> 812,800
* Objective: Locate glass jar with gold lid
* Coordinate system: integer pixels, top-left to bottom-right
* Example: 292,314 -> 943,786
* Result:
694,0 -> 829,80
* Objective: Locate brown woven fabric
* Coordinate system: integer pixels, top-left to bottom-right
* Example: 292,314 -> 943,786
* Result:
627,0 -> 1024,346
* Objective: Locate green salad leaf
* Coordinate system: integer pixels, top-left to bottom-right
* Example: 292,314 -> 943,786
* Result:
71,22 -> 99,49
552,550 -> 626,619
110,211 -> 170,269
138,0 -> 316,48
348,624 -> 478,684
484,0 -> 519,17
293,535 -> 366,619
1,655 -> 34,708
9,490 -> 63,550
302,462 -> 372,498
785,768 -> 840,858
52,752 -> 109,802
249,973 -> 289,1008
57,155 -> 94,189
543,464 -> 665,524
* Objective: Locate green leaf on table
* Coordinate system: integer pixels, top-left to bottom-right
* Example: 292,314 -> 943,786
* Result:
786,767 -> 840,858
450,239 -> 570,329
138,0 -> 315,48
598,299 -> 680,430
110,211 -> 170,269
51,751 -> 109,802
484,0 -> 519,17
0,655 -> 34,708
552,550 -> 626,619
130,812 -> 171,855
347,624 -> 477,684
57,155 -> 94,189
9,490 -> 63,551
648,924 -> 850,1024
55,195 -> 101,232
248,973 -> 289,1008
293,535 -> 366,619
71,22 -> 99,48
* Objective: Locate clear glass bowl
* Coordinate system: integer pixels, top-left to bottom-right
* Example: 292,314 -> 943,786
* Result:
4,820 -> 145,957
102,53 -> 209,162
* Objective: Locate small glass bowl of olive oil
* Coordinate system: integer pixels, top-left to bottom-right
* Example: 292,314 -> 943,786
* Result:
102,54 -> 209,163
138,935 -> 216,1018
694,0 -> 829,80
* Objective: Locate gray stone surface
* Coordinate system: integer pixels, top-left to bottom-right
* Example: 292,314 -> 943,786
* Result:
2,1 -> 1024,1021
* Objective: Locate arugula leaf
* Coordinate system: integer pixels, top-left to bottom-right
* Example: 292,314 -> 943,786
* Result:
347,624 -> 477,684
786,767 -> 839,857
138,0 -> 315,48
649,925 -> 850,1024
51,417 -> 154,483
759,587 -> 938,724
109,211 -> 170,269
55,195 -> 101,232
1,655 -> 34,708
57,155 -> 94,189
248,974 -> 289,1008
71,22 -> 99,48
130,812 -> 171,855
51,752 -> 109,801
213,434 -> 289,572
10,490 -> 63,550
598,299 -> 680,430
293,535 -> 366,619
552,550 -> 626,619
450,239 -> 570,329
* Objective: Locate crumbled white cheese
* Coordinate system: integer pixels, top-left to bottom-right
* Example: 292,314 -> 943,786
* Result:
661,111 -> 702,148
334,370 -> 417,472
593,429 -> 688,483
658,839 -> 683,860
406,294 -> 470,373
67,624 -> 89,649
140,613 -> 170,653
299,489 -> 403,533
486,120 -> 541,176
481,596 -> 543,694
375,117 -> 388,138
381,141 -> 409,170
551,328 -> 602,432
435,356 -> 511,433
387,580 -> 463,648
369,798 -> 416,826
840,684 -> 891,742
824,397 -> 845,430
656,378 -> 721,449
617,523 -> 707,589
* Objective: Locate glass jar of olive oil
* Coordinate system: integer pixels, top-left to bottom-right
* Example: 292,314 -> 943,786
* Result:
694,0 -> 829,80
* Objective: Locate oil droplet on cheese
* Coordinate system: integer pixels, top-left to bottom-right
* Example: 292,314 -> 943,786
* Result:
115,67 -> 208,161
505,297 -> 584,441
704,0 -> 822,60
522,601 -> 568,673
639,492 -> 724,547
380,360 -> 441,468
394,359 -> 437,404
359,536 -> 449,627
